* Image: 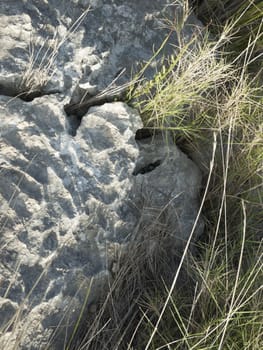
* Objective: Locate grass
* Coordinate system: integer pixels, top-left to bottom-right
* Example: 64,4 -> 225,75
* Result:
1,1 -> 262,349
16,7 -> 90,101
193,0 -> 263,68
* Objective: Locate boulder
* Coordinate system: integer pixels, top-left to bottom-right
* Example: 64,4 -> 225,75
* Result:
0,96 -> 142,349
0,1 -> 204,348
132,133 -> 203,250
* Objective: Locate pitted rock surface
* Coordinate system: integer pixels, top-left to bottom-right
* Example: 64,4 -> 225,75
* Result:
0,97 -> 142,349
0,98 -> 203,349
0,1 -> 204,349
0,0 -> 202,101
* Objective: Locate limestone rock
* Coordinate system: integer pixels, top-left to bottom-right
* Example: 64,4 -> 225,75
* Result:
0,1 -> 204,349
0,97 -> 142,349
132,133 -> 203,249
0,0 -> 202,101
0,98 -> 203,349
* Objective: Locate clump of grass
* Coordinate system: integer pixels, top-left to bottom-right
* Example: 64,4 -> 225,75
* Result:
67,215 -> 191,350
130,27 -> 234,141
17,7 -> 90,100
124,1 -> 262,349
193,0 -> 263,68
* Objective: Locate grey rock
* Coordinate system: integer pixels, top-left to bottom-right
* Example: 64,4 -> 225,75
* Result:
132,133 -> 204,249
0,0 -> 202,101
0,1 -> 204,349
0,97 -> 204,349
0,97 -> 142,349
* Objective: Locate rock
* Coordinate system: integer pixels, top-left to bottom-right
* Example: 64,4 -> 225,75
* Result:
0,97 -> 203,348
0,0 -> 202,102
132,133 -> 203,249
0,96 -> 142,349
0,1 -> 204,349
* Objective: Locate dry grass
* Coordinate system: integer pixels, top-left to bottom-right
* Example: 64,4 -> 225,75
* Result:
16,7 -> 90,100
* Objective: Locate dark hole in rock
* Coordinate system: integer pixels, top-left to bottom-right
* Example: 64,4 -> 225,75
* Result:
0,82 -> 59,102
133,159 -> 161,175
64,93 -> 102,136
66,114 -> 82,136
15,90 -> 43,102
135,128 -> 153,140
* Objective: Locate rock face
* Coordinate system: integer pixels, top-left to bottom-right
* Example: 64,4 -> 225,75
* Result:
0,1 -> 203,349
0,0 -> 201,104
0,97 -> 143,349
133,133 -> 203,249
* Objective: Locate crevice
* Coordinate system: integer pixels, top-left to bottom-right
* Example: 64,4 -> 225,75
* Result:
64,85 -> 129,136
135,128 -> 153,140
132,159 -> 161,176
66,115 -> 82,137
0,82 -> 60,102
64,85 -> 128,117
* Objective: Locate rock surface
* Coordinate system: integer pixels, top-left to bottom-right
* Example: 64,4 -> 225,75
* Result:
0,97 -> 142,349
0,0 -> 201,102
0,0 -> 203,349
133,133 -> 203,249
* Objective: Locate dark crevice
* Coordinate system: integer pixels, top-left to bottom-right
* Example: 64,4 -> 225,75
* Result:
135,128 -> 153,140
0,83 -> 60,102
15,90 -> 60,102
64,88 -> 128,117
66,115 -> 82,137
64,86 -> 129,136
133,159 -> 161,176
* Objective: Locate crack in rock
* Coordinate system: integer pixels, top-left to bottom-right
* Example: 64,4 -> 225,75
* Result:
133,159 -> 162,175
0,78 -> 61,102
64,83 -> 130,135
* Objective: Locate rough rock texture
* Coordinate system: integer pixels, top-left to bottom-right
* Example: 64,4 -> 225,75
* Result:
133,133 -> 203,249
0,1 -> 204,349
0,0 -> 201,102
0,97 -> 142,349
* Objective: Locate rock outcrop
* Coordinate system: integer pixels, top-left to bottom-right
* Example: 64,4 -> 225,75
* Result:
0,1 -> 203,349
0,97 -> 143,349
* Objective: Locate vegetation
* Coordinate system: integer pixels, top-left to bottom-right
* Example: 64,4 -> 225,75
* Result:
193,0 -> 263,75
71,1 -> 262,349
17,7 -> 90,101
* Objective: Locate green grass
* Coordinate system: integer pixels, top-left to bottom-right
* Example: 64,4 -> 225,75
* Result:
126,2 -> 263,349
193,0 -> 263,69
